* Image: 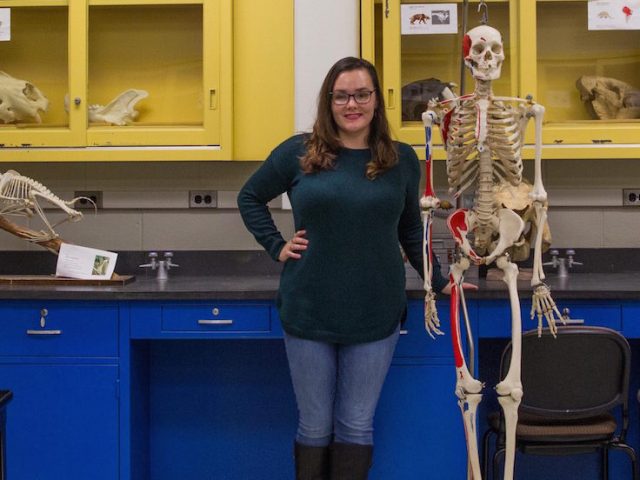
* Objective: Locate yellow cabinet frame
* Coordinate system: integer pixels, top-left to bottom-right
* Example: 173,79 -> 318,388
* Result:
0,0 -> 233,162
363,0 -> 640,160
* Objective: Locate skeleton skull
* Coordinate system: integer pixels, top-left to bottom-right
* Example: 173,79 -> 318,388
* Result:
463,25 -> 505,81
0,71 -> 49,124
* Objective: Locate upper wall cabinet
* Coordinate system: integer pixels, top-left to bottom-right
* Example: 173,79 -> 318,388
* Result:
521,1 -> 640,157
362,0 -> 640,159
0,0 -> 232,161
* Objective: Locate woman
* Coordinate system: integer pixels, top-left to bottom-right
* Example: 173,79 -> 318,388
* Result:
238,56 -> 449,479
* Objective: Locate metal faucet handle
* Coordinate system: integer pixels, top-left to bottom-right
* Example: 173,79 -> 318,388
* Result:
565,249 -> 583,267
139,251 -> 160,269
163,252 -> 179,269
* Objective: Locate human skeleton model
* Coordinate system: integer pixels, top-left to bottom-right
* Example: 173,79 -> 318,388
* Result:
0,170 -> 87,254
421,25 -> 563,480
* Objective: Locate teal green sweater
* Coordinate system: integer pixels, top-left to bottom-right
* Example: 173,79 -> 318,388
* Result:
238,135 -> 447,344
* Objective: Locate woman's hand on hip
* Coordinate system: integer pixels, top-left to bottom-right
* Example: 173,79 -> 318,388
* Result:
279,230 -> 308,262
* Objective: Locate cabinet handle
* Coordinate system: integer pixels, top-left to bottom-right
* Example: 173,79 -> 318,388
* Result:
26,329 -> 62,335
197,319 -> 233,326
400,329 -> 408,335
387,88 -> 395,109
209,89 -> 218,110
561,319 -> 585,325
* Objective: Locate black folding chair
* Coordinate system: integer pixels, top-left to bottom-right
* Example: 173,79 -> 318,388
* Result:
0,391 -> 12,480
483,326 -> 638,480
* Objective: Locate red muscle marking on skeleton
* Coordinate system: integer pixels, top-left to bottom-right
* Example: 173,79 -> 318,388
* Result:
441,109 -> 454,148
424,156 -> 435,197
449,273 -> 464,368
462,34 -> 471,59
447,209 -> 482,262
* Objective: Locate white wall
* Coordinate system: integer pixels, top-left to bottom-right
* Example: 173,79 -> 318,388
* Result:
2,158 -> 639,253
294,0 -> 360,132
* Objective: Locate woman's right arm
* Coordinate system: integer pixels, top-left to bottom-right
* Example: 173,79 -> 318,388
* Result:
237,140 -> 298,261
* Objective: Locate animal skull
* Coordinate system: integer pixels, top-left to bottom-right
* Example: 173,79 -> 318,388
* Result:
0,71 -> 49,124
463,25 -> 505,81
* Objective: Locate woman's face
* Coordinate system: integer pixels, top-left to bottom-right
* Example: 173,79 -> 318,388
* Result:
330,69 -> 377,147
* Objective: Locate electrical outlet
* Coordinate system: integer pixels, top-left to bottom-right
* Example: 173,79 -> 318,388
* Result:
189,190 -> 218,208
73,190 -> 103,209
622,188 -> 640,207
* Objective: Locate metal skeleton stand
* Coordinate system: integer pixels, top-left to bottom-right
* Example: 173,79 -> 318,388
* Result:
420,24 -> 563,480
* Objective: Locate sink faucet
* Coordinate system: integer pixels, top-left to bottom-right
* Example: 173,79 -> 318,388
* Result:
543,249 -> 583,278
139,252 -> 179,280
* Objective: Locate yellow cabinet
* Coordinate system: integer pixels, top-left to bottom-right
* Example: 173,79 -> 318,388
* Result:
521,0 -> 640,157
362,0 -> 640,159
0,0 -> 232,161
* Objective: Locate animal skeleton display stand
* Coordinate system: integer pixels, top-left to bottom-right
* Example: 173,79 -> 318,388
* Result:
421,25 -> 563,480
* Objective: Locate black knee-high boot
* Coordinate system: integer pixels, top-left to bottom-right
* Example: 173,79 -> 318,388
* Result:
329,442 -> 373,480
294,442 -> 330,480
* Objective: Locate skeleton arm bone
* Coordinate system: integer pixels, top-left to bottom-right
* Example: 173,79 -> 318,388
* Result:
421,110 -> 444,337
527,103 -> 563,335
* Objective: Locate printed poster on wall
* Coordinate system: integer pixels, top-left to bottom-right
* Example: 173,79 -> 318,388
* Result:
588,0 -> 640,30
0,9 -> 10,41
401,3 -> 458,35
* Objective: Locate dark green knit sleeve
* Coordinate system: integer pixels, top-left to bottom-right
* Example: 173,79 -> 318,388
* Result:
397,143 -> 449,293
237,136 -> 302,261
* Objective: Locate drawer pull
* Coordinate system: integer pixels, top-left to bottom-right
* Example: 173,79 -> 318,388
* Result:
400,329 -> 408,335
197,319 -> 233,326
562,319 -> 585,325
26,329 -> 62,335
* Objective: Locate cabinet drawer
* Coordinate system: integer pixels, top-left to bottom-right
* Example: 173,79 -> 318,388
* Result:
479,301 -> 622,338
0,303 -> 118,357
161,304 -> 270,333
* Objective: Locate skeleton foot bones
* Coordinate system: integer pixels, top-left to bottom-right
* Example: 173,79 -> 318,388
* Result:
420,24 -> 564,480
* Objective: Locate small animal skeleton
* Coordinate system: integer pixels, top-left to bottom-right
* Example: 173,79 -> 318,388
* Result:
576,75 -> 640,120
65,89 -> 148,126
0,170 -> 90,253
0,71 -> 49,124
421,25 -> 563,480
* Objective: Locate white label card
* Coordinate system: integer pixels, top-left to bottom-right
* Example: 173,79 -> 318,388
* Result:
0,9 -> 10,41
401,3 -> 458,35
588,0 -> 640,30
56,243 -> 118,280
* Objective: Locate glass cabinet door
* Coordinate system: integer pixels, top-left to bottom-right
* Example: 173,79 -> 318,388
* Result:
520,0 -> 640,149
0,1 -> 85,147
86,0 -> 229,149
365,0 -> 516,155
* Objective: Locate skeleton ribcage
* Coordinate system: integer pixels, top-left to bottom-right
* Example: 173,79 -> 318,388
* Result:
0,171 -> 58,212
445,99 -> 525,198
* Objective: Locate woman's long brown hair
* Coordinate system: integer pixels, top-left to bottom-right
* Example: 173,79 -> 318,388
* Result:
300,57 -> 398,179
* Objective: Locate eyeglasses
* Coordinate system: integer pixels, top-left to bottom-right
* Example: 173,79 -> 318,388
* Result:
330,90 -> 375,105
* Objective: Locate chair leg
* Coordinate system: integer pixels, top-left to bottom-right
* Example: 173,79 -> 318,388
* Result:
610,443 -> 639,480
602,446 -> 609,480
482,430 -> 489,480
493,446 -> 505,480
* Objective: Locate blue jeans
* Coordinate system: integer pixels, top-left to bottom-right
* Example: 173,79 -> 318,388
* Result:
283,325 -> 400,447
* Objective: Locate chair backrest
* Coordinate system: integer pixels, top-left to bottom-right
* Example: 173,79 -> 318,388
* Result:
500,326 -> 630,420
